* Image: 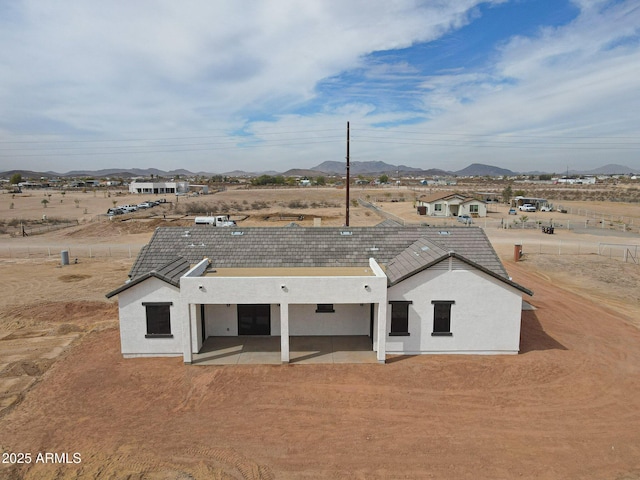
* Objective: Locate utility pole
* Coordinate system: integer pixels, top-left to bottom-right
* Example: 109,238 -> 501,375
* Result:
345,121 -> 350,227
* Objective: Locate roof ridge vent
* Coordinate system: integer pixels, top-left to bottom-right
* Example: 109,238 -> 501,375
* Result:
231,231 -> 244,236
340,230 -> 353,236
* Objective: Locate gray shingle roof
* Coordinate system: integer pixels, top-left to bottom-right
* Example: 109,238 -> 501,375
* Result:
106,256 -> 190,298
127,225 -> 510,281
385,237 -> 449,284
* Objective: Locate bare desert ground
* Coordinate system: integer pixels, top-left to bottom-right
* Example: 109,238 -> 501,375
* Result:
1,186 -> 640,479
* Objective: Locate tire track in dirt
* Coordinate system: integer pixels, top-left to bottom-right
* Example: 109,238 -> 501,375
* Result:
185,446 -> 275,480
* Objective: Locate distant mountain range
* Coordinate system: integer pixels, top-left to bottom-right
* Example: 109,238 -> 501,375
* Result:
1,162 -> 636,180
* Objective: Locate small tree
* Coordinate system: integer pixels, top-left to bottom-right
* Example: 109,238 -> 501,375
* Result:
379,174 -> 389,184
502,185 -> 513,204
41,199 -> 49,208
74,199 -> 80,208
10,173 -> 22,185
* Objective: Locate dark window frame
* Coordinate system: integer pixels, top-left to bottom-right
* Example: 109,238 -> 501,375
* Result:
389,300 -> 412,336
143,302 -> 173,338
315,304 -> 335,313
431,300 -> 454,336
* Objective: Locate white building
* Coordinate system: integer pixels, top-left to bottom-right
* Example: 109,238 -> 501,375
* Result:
416,192 -> 487,218
106,224 -> 532,363
129,181 -> 189,195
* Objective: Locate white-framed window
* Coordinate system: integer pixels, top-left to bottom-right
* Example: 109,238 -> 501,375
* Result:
470,204 -> 479,213
434,204 -> 442,212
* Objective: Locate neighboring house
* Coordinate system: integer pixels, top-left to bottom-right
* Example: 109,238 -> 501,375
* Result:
106,223 -> 532,364
129,181 -> 189,195
416,192 -> 487,217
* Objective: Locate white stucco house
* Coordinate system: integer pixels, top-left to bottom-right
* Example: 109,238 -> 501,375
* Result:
417,192 -> 487,218
129,181 -> 189,195
106,222 -> 532,364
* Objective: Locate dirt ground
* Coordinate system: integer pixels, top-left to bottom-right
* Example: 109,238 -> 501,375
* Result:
1,187 -> 640,479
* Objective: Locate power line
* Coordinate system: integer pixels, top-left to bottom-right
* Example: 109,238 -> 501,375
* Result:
0,138 -> 345,158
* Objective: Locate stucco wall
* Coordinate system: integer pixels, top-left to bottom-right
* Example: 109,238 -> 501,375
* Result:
203,303 -> 370,337
288,303 -> 369,335
204,304 -> 238,336
386,266 -> 522,354
116,278 -> 184,357
457,200 -> 488,217
181,274 -> 386,305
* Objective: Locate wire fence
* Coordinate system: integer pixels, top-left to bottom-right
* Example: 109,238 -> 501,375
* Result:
0,244 -> 143,261
358,198 -> 640,234
515,241 -> 639,264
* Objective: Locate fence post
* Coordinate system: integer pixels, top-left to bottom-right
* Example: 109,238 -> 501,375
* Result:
129,246 -> 131,258
558,240 -> 562,255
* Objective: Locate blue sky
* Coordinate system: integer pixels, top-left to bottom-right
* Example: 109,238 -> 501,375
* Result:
0,0 -> 639,174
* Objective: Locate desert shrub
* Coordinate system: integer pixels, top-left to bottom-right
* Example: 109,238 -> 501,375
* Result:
288,200 -> 307,208
185,203 -> 208,215
251,201 -> 269,210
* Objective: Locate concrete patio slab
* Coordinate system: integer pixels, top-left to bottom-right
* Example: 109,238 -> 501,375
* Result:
192,336 -> 377,365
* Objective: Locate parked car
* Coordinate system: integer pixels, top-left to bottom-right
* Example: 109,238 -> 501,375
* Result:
107,208 -> 125,216
118,204 -> 138,213
539,205 -> 553,212
457,214 -> 473,224
518,203 -> 536,212
508,208 -> 517,215
137,202 -> 153,209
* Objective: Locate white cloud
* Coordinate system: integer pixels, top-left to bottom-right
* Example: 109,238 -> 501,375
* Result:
0,0 -> 638,173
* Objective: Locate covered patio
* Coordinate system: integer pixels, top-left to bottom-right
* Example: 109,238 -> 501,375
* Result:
192,335 -> 378,365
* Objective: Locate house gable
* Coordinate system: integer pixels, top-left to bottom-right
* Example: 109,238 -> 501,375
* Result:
386,263 -> 524,354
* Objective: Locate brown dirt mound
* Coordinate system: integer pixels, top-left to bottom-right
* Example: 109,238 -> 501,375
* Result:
0,359 -> 53,377
3,301 -> 117,325
63,218 -> 176,238
58,274 -> 92,283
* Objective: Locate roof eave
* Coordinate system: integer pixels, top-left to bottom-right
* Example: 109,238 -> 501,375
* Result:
105,272 -> 180,299
388,252 -> 533,296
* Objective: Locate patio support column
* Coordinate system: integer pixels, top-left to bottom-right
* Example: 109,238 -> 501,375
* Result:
280,302 -> 290,363
183,303 -> 195,364
376,302 -> 387,363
